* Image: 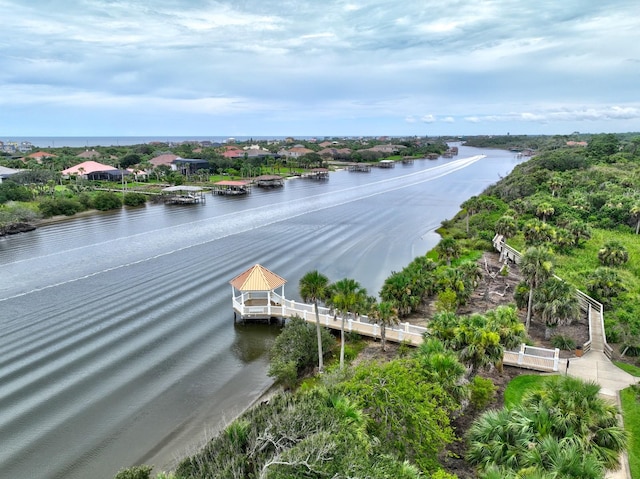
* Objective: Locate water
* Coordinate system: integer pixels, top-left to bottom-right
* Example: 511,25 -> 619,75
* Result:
0,145 -> 522,478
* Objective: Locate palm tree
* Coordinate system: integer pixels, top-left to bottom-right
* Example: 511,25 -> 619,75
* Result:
461,195 -> 481,233
379,271 -> 417,316
370,300 -> 399,351
522,376 -> 628,471
567,220 -> 591,247
520,246 -> 554,331
598,240 -> 629,267
436,236 -> 461,266
536,202 -> 555,223
494,215 -> 517,242
330,278 -> 367,369
522,218 -> 556,246
299,270 -> 330,372
533,277 -> 580,339
586,267 -> 626,305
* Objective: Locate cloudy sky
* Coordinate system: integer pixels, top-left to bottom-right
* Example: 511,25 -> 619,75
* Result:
1,0 -> 639,137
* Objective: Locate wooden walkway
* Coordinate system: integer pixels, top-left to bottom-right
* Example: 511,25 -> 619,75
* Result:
233,292 -> 560,371
503,344 -> 560,372
493,234 -> 614,360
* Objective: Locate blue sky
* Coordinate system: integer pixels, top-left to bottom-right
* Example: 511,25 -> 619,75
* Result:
1,0 -> 639,137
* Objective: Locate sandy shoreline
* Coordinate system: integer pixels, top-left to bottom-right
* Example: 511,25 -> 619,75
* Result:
143,374 -> 281,475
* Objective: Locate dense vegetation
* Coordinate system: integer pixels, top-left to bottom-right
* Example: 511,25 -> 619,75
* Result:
31,132 -> 635,479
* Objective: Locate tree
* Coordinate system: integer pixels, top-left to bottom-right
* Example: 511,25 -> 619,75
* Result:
567,220 -> 591,246
598,240 -> 629,266
337,359 -> 456,471
461,195 -> 481,233
329,278 -> 367,369
379,271 -> 418,316
436,236 -> 461,266
533,277 -> 580,339
494,215 -> 517,242
586,267 -> 626,305
522,218 -> 556,246
299,270 -> 331,372
268,316 -> 334,388
536,202 -> 555,223
520,246 -> 555,331
369,300 -> 399,351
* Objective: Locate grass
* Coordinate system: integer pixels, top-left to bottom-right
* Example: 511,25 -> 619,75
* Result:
620,386 -> 640,479
616,362 -> 640,377
503,374 -> 549,408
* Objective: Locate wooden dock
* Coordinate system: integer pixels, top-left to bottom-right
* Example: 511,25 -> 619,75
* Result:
347,164 -> 371,172
212,180 -> 251,195
160,186 -> 206,204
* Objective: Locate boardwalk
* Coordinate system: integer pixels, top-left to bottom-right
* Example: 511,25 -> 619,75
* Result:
233,292 -> 427,345
232,292 -> 560,371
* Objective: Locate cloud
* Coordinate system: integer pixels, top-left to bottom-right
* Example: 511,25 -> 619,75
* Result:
0,0 -> 638,136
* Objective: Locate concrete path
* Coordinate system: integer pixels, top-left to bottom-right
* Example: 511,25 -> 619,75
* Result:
566,351 -> 638,479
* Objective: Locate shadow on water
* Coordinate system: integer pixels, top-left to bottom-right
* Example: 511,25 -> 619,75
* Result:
231,321 -> 282,364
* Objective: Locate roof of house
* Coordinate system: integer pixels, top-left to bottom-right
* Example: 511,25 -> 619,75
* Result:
61,161 -> 117,175
0,165 -> 23,177
149,153 -> 179,166
229,264 -> 287,291
27,151 -> 57,158
215,180 -> 249,186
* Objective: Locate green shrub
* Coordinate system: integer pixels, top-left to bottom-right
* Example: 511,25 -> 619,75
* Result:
38,197 -> 84,217
92,191 -> 122,211
550,334 -> 576,350
268,316 -> 334,387
113,465 -> 152,479
513,281 -> 529,310
123,192 -> 148,207
469,375 -> 497,410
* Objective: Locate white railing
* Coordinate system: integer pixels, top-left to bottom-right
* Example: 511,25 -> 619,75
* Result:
233,295 -> 427,345
492,234 -> 612,357
504,343 -> 560,372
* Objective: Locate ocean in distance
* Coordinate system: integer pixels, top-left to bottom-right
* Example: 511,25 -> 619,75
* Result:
2,136 -> 320,148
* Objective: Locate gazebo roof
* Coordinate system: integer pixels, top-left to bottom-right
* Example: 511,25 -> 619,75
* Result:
229,264 -> 287,291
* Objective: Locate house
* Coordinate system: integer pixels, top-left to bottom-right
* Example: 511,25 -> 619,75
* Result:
0,165 -> 23,183
149,153 -> 179,167
566,141 -> 588,147
172,158 -> 210,175
61,161 -> 119,179
277,147 -> 314,159
25,151 -> 57,163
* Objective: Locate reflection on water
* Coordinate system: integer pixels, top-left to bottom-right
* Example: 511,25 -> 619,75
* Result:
231,322 -> 281,363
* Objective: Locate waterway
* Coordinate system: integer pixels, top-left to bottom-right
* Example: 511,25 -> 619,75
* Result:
0,144 -> 522,479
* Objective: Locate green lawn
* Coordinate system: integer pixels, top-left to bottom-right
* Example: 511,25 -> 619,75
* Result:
620,386 -> 640,479
616,362 -> 640,377
503,374 -> 549,408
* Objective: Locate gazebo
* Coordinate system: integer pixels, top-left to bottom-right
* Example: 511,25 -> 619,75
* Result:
229,264 -> 287,321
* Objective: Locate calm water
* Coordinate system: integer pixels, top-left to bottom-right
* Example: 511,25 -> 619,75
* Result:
0,145 -> 521,479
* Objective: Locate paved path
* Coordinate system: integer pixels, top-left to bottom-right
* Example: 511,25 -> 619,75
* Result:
566,350 -> 638,479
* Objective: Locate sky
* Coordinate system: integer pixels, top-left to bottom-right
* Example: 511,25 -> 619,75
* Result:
1,0 -> 639,138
